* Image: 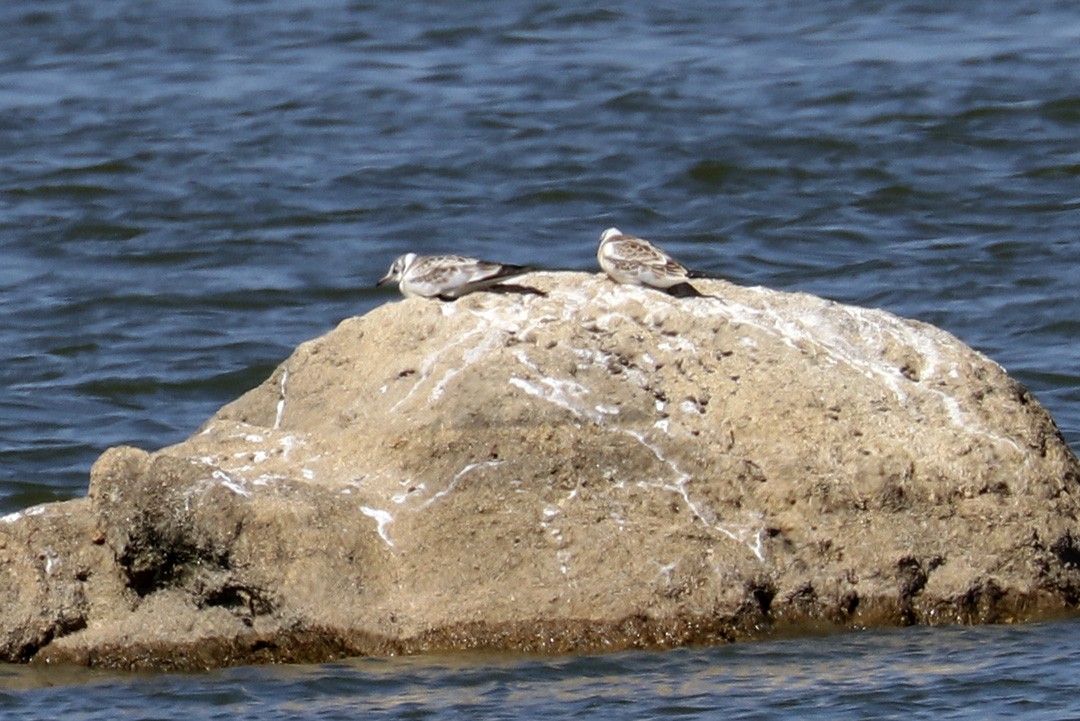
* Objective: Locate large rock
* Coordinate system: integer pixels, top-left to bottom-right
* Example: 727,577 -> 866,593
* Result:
3,271 -> 1079,669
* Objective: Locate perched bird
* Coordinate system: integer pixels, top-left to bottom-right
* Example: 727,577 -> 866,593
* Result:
376,253 -> 534,300
596,227 -> 708,293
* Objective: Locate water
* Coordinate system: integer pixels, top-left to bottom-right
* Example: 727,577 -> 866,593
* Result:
1,0 -> 1078,715
3,620 -> 1080,719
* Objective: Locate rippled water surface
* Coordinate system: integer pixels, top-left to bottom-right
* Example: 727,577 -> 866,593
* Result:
5,620 -> 1080,720
2,0 -> 1079,716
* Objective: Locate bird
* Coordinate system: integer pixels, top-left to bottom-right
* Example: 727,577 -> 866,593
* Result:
376,253 -> 535,300
596,227 -> 708,293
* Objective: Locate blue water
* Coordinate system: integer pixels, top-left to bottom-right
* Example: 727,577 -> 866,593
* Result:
1,0 -> 1079,715
4,621 -> 1080,719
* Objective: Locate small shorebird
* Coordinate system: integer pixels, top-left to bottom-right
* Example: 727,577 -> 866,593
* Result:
377,253 -> 535,300
596,227 -> 708,293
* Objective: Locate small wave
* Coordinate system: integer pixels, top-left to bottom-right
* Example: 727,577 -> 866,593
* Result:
8,184 -> 118,199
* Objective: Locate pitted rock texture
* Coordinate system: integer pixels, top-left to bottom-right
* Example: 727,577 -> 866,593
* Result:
3,271 -> 1079,670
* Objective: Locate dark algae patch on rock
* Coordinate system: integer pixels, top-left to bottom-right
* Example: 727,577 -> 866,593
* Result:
3,272 -> 1079,670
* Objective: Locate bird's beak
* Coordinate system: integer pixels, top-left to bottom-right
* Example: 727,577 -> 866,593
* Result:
375,274 -> 392,287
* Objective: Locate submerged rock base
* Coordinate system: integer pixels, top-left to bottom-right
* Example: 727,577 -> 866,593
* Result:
3,272 -> 1079,670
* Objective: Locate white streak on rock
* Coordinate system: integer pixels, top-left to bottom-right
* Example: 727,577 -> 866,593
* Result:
428,331 -> 505,404
213,469 -> 251,498
390,327 -> 488,412
280,435 -> 299,460
539,505 -> 571,573
631,430 -> 765,562
510,347 -> 613,424
274,368 -> 289,430
510,376 -> 606,425
360,506 -> 395,547
556,549 -> 571,575
43,548 -> 59,576
421,460 -> 502,509
391,480 -> 424,504
712,291 -> 1022,452
679,399 -> 702,415
511,343 -> 769,562
657,336 -> 697,354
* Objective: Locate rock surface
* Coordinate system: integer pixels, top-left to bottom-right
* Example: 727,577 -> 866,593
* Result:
3,271 -> 1079,670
